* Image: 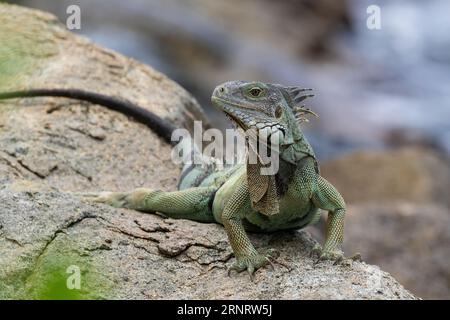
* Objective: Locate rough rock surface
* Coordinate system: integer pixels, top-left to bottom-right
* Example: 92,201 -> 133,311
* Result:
0,190 -> 416,299
0,4 -> 416,300
0,3 -> 208,193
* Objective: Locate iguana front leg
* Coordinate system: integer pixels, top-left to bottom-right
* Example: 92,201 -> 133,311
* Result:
311,175 -> 361,263
221,177 -> 271,279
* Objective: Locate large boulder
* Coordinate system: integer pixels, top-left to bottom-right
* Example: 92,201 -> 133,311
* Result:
0,3 -> 208,193
0,3 -> 416,299
0,190 -> 416,299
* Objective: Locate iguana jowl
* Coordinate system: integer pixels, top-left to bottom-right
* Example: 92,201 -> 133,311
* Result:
81,81 -> 360,276
0,81 -> 359,277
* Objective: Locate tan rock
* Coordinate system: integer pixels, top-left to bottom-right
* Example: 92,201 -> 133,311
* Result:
0,3 -> 208,193
0,190 -> 416,299
344,203 -> 450,299
321,147 -> 450,206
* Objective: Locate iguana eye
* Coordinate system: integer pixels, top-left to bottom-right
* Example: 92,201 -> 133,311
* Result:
275,105 -> 283,118
249,87 -> 262,97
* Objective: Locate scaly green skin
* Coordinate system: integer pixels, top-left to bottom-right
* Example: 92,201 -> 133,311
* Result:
83,81 -> 359,277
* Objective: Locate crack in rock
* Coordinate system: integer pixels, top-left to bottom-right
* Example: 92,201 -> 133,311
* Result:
23,212 -> 98,285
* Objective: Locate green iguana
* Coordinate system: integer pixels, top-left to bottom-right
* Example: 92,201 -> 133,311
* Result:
0,81 -> 360,278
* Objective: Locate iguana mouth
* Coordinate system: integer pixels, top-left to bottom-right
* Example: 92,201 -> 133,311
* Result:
212,96 -> 287,142
211,96 -> 250,130
224,112 -> 246,130
212,96 -> 252,111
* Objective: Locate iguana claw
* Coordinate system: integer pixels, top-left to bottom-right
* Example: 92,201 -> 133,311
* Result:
227,253 -> 271,281
309,243 -> 322,258
75,191 -> 128,207
310,244 -> 362,266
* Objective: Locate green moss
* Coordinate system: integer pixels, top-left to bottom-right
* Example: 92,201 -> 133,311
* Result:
0,23 -> 58,89
1,242 -> 115,300
0,45 -> 30,85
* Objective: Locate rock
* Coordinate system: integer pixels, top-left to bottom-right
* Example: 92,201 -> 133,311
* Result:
0,3 -> 416,300
0,3 -> 208,193
343,203 -> 450,299
321,147 -> 450,207
0,190 -> 416,299
309,202 -> 450,299
316,148 -> 450,298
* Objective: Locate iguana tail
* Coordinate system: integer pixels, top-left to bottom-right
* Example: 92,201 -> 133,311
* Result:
0,89 -> 176,144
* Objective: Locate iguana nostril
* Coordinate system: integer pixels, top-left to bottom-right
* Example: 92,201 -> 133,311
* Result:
219,87 -> 225,94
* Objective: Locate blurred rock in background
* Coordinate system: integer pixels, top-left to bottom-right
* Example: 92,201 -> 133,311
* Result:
5,0 -> 450,298
309,146 -> 450,299
344,202 -> 450,300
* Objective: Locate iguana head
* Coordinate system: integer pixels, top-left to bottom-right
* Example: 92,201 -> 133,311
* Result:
212,81 -> 319,216
211,80 -> 316,147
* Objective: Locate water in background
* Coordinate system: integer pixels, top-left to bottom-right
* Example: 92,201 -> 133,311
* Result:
10,0 -> 450,160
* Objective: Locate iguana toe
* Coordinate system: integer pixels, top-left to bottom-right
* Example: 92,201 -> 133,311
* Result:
309,243 -> 322,258
76,191 -> 128,208
227,253 -> 271,281
314,249 -> 344,265
310,244 -> 362,266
